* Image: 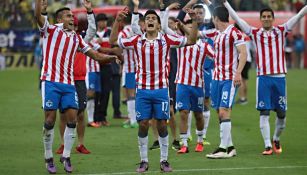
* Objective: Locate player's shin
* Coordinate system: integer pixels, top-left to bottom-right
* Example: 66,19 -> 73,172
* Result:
63,123 -> 76,158
43,123 -> 55,159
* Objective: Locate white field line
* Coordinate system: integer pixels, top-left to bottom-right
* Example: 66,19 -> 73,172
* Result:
77,165 -> 307,175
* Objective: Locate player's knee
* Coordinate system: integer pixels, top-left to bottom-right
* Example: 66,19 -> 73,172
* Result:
276,109 -> 286,119
203,105 -> 209,112
180,110 -> 189,118
260,110 -> 270,116
219,108 -> 230,119
67,122 -> 76,128
44,122 -> 54,130
138,122 -> 149,138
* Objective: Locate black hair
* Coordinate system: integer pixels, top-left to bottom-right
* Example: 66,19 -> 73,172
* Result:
192,4 -> 205,10
55,7 -> 71,20
260,7 -> 275,19
213,6 -> 229,22
144,9 -> 161,24
96,13 -> 108,22
169,16 -> 177,22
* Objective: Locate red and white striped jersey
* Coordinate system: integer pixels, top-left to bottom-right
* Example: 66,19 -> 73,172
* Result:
175,39 -> 214,87
249,25 -> 289,76
118,32 -> 187,90
119,25 -> 136,73
200,25 -> 245,81
86,38 -> 101,73
39,21 -> 90,85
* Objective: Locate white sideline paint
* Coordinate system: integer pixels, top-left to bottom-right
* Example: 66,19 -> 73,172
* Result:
78,165 -> 307,175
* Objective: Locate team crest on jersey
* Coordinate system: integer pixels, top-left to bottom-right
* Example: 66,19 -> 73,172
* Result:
46,100 -> 53,108
176,102 -> 183,108
136,111 -> 141,118
259,101 -> 265,108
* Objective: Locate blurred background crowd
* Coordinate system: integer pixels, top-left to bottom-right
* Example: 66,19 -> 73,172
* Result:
0,0 -> 306,30
0,0 -> 306,70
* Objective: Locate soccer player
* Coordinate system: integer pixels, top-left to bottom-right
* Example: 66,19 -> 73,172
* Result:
175,0 -> 215,144
109,6 -> 198,172
56,0 -> 97,155
199,6 -> 247,159
160,2 -> 215,154
224,0 -> 307,155
35,0 -> 118,173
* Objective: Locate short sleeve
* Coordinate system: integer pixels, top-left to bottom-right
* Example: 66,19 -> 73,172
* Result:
165,34 -> 187,48
232,30 -> 245,47
118,35 -> 140,49
199,29 -> 217,39
77,34 -> 91,53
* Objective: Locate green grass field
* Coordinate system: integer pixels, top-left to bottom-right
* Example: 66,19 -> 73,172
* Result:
0,69 -> 307,175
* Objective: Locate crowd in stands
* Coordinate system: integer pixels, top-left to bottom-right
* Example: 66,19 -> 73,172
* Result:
1,0 -> 306,30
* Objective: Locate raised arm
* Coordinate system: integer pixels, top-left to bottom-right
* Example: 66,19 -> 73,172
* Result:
177,0 -> 197,22
109,9 -> 128,45
161,2 -> 180,35
35,0 -> 47,28
82,0 -> 96,43
185,8 -> 198,45
223,0 -> 252,35
131,0 -> 143,35
285,5 -> 307,30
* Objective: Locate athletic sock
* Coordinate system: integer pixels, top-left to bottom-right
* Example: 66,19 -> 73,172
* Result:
87,99 -> 94,123
127,99 -> 136,124
273,117 -> 286,141
227,132 -> 234,147
138,136 -> 149,162
62,125 -> 76,158
260,115 -> 272,148
158,135 -> 169,162
43,126 -> 54,159
187,112 -> 192,138
202,110 -> 210,138
180,133 -> 188,147
219,120 -> 231,149
196,130 -> 203,143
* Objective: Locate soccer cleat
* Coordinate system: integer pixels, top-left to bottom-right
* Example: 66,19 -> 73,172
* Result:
177,146 -> 189,154
227,146 -> 237,157
122,123 -> 131,129
262,147 -> 273,155
203,137 -> 211,145
136,161 -> 149,173
130,122 -> 139,128
206,147 -> 228,159
236,98 -> 248,105
95,122 -> 102,127
45,158 -> 56,174
273,140 -> 282,154
56,144 -> 64,154
101,121 -> 110,126
60,157 -> 73,173
149,140 -> 160,150
160,160 -> 172,172
171,140 -> 181,150
76,144 -> 91,154
195,142 -> 204,152
87,122 -> 100,128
